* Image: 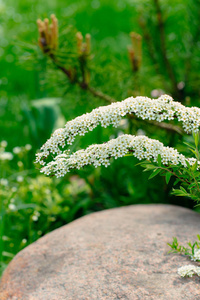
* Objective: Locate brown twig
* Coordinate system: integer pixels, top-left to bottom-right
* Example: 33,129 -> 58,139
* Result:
147,120 -> 183,135
50,54 -> 184,135
54,60 -> 74,81
38,19 -> 184,136
129,114 -> 184,136
50,53 -> 115,103
52,55 -> 184,136
86,86 -> 115,103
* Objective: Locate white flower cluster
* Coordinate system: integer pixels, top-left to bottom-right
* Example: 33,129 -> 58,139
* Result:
0,178 -> 8,186
191,249 -> 200,261
0,152 -> 13,161
36,94 -> 200,165
40,134 -> 200,178
178,248 -> 200,277
178,265 -> 200,277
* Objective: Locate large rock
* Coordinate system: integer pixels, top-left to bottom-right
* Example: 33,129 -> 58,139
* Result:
0,204 -> 200,300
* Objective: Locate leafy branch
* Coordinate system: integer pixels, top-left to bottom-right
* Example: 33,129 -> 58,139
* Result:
35,15 -> 184,137
168,235 -> 200,258
138,133 -> 200,204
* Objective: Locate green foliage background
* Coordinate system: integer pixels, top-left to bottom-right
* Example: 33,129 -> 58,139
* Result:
0,0 -> 200,274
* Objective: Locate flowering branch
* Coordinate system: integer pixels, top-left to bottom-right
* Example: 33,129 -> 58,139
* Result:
36,94 -> 200,165
38,134 -> 199,178
168,236 -> 200,278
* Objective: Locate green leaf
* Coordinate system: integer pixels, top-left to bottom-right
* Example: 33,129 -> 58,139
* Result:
2,251 -> 14,258
160,171 -> 166,176
190,149 -> 198,156
183,142 -> 196,150
180,186 -> 187,193
188,182 -> 196,189
173,178 -> 180,186
143,165 -> 157,171
193,132 -> 199,148
135,160 -> 150,167
186,160 -> 191,169
157,154 -> 162,167
192,242 -> 198,254
165,172 -> 172,184
171,188 -> 187,197
148,168 -> 161,179
193,171 -> 200,177
191,161 -> 198,172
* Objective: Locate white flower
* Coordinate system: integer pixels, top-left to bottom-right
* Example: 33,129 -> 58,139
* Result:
25,144 -> 32,151
151,89 -> 164,98
178,265 -> 200,277
191,249 -> 200,261
36,94 -> 200,166
119,119 -> 129,129
136,129 -> 146,136
17,161 -> 23,167
13,147 -> 22,154
0,178 -> 8,186
1,140 -> 7,148
0,152 -> 13,161
39,134 -> 200,178
8,204 -> 16,211
32,215 -> 38,222
17,176 -> 24,182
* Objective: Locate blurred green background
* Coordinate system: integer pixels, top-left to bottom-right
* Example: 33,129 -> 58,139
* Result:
0,0 -> 200,275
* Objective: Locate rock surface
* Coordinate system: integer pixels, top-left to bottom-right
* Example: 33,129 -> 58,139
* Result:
0,204 -> 200,300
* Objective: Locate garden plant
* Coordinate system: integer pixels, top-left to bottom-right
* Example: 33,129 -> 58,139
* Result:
35,13 -> 200,277
1,0 -> 200,279
36,92 -> 200,277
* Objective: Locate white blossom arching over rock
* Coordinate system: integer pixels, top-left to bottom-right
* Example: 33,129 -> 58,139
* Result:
35,94 -> 200,176
39,134 -> 200,178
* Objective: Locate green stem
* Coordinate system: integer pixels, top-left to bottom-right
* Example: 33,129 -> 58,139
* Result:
191,171 -> 200,195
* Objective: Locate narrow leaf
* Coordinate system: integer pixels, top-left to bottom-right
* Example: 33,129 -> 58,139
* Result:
157,154 -> 162,167
191,161 -> 198,172
148,168 -> 161,180
165,172 -> 172,184
173,178 -> 180,186
193,132 -> 199,148
180,186 -> 187,193
183,142 -> 196,150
